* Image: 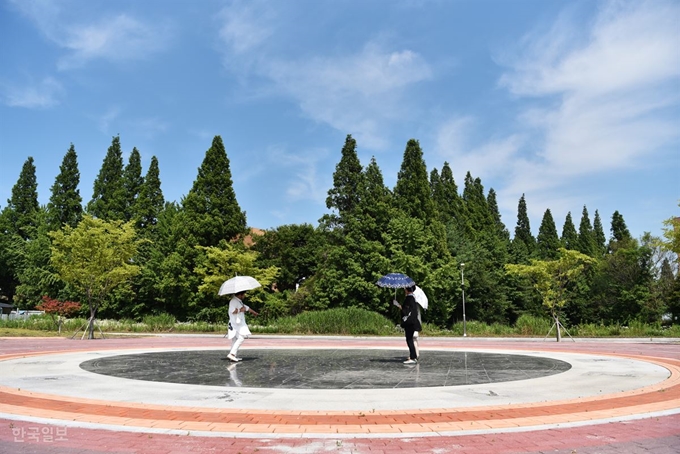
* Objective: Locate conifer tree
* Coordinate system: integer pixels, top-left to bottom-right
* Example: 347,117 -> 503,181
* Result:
577,205 -> 596,256
393,139 -> 435,222
593,210 -> 607,256
47,144 -> 82,230
610,211 -> 632,244
434,162 -> 461,226
536,209 -> 560,259
361,157 -> 393,242
461,172 -> 493,239
430,168 -> 443,217
87,136 -> 126,220
182,135 -> 246,246
561,212 -> 578,250
123,147 -> 144,221
134,156 -> 164,231
324,134 -> 365,224
512,194 -> 535,258
487,188 -> 510,242
4,157 -> 40,240
0,157 -> 40,304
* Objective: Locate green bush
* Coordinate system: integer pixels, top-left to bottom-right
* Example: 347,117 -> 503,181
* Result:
254,307 -> 397,335
515,315 -> 552,336
142,313 -> 176,332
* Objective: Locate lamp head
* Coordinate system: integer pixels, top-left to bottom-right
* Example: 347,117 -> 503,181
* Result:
460,263 -> 465,268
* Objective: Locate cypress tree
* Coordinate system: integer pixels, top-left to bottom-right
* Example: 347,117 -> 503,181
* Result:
182,135 -> 246,246
47,144 -> 82,230
461,172 -> 493,238
361,157 -> 393,242
4,157 -> 40,239
123,147 -> 144,221
536,208 -> 560,259
513,194 -> 535,256
87,136 -> 126,220
593,210 -> 607,256
430,168 -> 443,218
577,205 -> 596,256
561,212 -> 578,250
432,162 -> 460,226
325,134 -> 364,221
610,211 -> 632,244
487,189 -> 510,242
134,156 -> 164,231
393,139 -> 435,222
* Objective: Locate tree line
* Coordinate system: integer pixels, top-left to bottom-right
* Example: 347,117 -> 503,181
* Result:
1,134 -> 678,329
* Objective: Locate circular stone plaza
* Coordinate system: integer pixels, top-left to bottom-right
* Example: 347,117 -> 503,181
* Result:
1,335 -> 679,453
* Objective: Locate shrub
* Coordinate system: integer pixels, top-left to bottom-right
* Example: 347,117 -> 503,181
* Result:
142,313 -> 176,332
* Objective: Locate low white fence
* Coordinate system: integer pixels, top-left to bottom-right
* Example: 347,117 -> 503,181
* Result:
0,310 -> 45,321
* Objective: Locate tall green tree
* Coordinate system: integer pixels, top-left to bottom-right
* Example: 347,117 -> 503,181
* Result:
47,144 -> 82,230
325,134 -> 364,223
134,156 -> 164,232
561,212 -> 578,250
461,173 -> 493,240
577,205 -> 596,257
314,137 -> 390,314
511,194 -> 535,261
431,162 -> 461,226
593,210 -> 607,256
610,211 -> 632,245
4,157 -> 39,240
536,209 -> 560,260
361,157 -> 394,242
123,147 -> 144,221
393,139 -> 435,222
0,157 -> 40,304
87,136 -> 126,220
182,135 -> 246,246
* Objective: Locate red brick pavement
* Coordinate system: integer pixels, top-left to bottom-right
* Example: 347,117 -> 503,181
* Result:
0,335 -> 678,453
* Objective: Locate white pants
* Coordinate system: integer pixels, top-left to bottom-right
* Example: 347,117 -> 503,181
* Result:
230,334 -> 246,356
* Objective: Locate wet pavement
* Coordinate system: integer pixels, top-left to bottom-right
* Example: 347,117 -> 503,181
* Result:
80,349 -> 571,388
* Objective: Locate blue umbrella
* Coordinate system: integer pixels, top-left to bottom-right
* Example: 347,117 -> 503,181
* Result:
376,273 -> 415,289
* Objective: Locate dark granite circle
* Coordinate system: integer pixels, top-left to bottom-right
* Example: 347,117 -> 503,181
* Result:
80,349 -> 571,389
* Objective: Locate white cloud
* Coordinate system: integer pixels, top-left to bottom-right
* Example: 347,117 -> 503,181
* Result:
218,0 -> 275,55
431,0 -> 679,233
267,146 -> 329,204
2,77 -> 63,108
57,14 -> 169,69
261,43 -> 432,150
130,117 -> 169,140
11,0 -> 170,69
215,2 -> 432,150
93,107 -> 121,134
499,0 -> 680,169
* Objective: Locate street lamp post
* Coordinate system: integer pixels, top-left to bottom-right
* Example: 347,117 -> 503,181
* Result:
460,263 -> 466,337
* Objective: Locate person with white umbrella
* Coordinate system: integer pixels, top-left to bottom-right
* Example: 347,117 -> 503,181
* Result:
219,276 -> 261,362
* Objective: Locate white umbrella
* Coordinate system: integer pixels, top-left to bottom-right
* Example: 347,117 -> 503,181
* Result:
413,286 -> 428,310
218,276 -> 262,295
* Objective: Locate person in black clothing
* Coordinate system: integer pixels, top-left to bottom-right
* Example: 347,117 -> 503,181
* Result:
400,285 -> 421,364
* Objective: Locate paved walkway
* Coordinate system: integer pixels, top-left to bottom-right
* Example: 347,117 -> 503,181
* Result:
0,335 -> 679,453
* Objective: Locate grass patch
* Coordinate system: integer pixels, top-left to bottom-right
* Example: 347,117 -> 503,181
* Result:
1,310 -> 679,338
0,327 -> 62,337
255,307 -> 398,336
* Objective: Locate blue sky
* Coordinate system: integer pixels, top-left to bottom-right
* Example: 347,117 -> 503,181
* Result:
1,0 -> 678,240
